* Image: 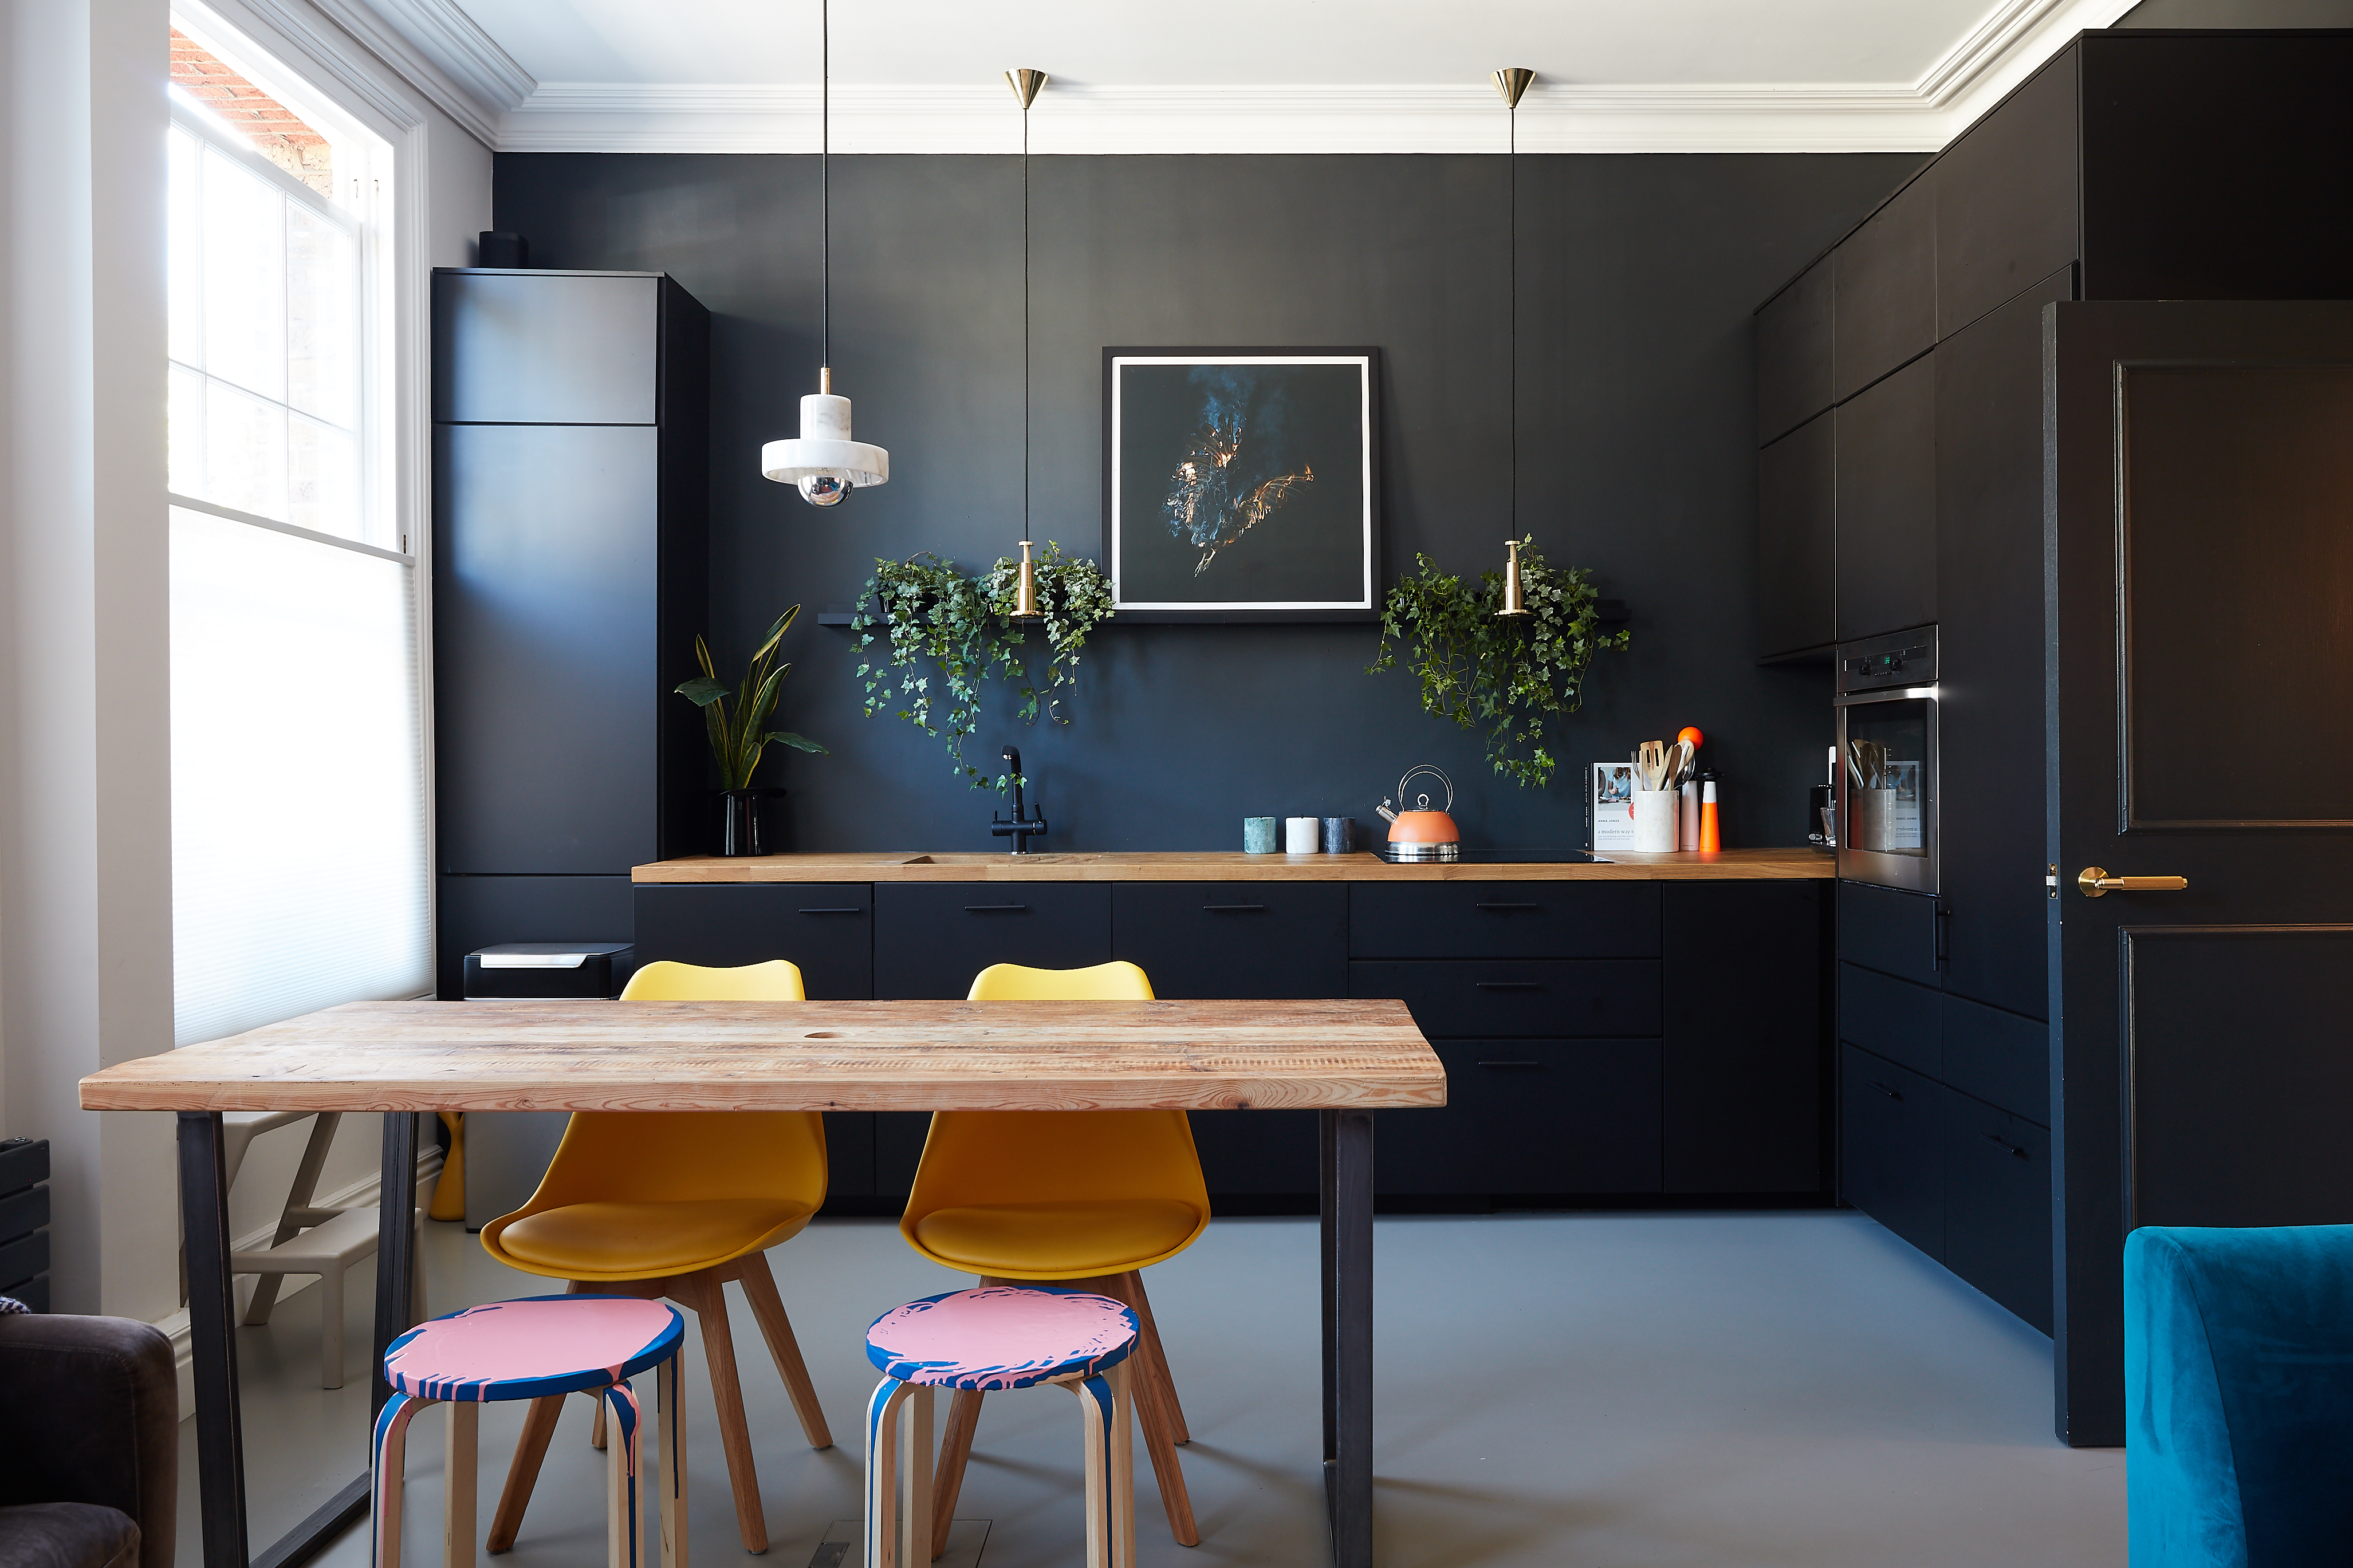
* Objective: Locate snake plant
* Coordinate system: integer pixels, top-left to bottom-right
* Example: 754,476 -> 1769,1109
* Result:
675,605 -> 827,790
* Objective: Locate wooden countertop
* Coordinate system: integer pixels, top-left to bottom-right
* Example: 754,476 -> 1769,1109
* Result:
78,998 -> 1446,1114
632,848 -> 1833,884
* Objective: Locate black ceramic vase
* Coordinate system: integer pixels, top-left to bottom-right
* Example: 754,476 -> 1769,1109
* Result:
719,787 -> 786,856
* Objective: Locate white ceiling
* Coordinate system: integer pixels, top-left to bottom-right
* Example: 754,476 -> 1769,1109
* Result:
335,0 -> 2142,153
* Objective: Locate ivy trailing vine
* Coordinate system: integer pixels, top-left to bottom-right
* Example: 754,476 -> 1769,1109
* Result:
1367,534 -> 1629,789
851,542 -> 1114,789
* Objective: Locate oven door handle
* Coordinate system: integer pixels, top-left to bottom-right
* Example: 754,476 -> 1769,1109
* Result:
1833,684 -> 1939,707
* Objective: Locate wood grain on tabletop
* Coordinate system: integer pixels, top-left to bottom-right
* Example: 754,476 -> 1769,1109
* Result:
630,848 -> 1833,884
78,998 -> 1447,1115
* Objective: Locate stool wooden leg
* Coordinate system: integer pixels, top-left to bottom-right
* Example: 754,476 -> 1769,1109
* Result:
656,1352 -> 686,1568
899,1385 -> 932,1568
927,1389 -> 982,1562
1109,1364 -> 1135,1568
864,1380 -> 911,1568
682,1271 -> 768,1553
372,1392 -> 423,1568
1067,1375 -> 1114,1568
734,1254 -> 834,1449
603,1382 -> 642,1568
444,1401 -> 478,1568
485,1394 -> 563,1553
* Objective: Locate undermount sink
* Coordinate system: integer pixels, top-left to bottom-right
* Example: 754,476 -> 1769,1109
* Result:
897,853 -> 1103,865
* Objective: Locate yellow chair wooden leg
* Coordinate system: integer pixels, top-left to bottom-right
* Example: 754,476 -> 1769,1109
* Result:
734,1253 -> 833,1449
927,1389 -> 982,1562
485,1394 -> 563,1553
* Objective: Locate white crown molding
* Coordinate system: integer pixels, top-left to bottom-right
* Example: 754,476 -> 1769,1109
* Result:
327,0 -> 2138,156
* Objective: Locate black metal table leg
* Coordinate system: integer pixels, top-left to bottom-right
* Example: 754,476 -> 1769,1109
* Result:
1320,1108 -> 1374,1568
372,1112 -> 419,1414
179,1111 -> 250,1568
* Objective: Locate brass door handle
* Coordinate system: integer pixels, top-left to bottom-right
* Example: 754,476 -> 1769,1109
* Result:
2077,866 -> 2189,898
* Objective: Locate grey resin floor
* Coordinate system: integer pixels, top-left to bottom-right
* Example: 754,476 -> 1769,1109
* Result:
182,1211 -> 2124,1568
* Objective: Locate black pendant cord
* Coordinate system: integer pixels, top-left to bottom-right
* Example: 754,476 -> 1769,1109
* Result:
1508,97 -> 1517,539
1021,99 -> 1031,540
820,0 -> 830,372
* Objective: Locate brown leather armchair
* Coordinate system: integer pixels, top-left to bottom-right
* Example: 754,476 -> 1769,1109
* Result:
0,1314 -> 177,1568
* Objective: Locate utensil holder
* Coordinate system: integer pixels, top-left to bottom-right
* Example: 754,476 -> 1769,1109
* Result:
1631,789 -> 1678,853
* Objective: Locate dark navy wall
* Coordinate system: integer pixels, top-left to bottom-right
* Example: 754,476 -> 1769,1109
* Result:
492,151 -> 1919,853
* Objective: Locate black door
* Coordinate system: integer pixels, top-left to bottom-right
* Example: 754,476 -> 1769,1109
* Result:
2047,301 -> 2353,1445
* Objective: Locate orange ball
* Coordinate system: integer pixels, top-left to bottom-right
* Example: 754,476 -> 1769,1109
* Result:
1677,726 -> 1704,749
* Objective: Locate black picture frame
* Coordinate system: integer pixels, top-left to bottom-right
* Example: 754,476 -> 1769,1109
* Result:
1101,347 -> 1382,623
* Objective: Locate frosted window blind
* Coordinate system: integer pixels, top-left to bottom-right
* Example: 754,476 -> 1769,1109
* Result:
165,33 -> 423,1047
169,508 -> 428,1045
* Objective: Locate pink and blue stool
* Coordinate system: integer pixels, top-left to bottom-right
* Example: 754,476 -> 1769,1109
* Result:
374,1295 -> 686,1568
863,1287 -> 1137,1568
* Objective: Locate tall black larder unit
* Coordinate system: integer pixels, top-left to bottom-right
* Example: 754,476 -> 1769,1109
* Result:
431,268 -> 710,998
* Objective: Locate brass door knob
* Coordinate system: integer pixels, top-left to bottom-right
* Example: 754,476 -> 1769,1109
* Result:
2077,866 -> 2190,898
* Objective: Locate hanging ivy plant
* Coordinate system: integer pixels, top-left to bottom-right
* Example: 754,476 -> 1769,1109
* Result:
1367,534 -> 1629,790
851,542 -> 1114,789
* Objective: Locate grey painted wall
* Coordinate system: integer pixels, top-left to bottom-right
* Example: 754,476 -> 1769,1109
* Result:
493,152 -> 1918,854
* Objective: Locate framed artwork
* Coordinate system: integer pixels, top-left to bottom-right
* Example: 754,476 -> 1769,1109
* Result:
1102,348 -> 1380,621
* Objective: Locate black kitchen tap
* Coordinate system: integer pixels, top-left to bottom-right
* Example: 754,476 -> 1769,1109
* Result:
991,745 -> 1048,854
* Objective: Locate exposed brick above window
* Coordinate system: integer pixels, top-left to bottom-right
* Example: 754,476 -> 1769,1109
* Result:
171,30 -> 333,198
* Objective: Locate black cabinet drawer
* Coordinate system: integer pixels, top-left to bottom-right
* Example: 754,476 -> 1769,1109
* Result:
1113,883 -> 1346,998
632,884 -> 873,1000
1833,354 -> 1937,642
1836,880 -> 1941,987
1840,1044 -> 1944,1262
432,271 -> 658,425
1378,1040 -> 1661,1196
1351,960 -> 1660,1039
1837,962 -> 1939,1079
1834,170 -> 1938,401
1942,995 -> 2047,1126
873,884 -> 1113,1000
1936,49 -> 2079,340
1756,255 -> 1833,446
1758,412 -> 1836,659
1942,1087 -> 2052,1333
1349,882 -> 1658,959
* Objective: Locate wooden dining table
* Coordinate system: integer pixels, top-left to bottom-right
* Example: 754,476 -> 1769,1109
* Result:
80,996 -> 1445,1568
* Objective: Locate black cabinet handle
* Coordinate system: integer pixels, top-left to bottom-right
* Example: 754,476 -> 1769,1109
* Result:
1475,1059 -> 1543,1069
1474,981 -> 1544,991
962,904 -> 1029,913
1981,1132 -> 2029,1160
1475,902 -> 1543,911
1201,904 -> 1267,912
1865,1078 -> 1903,1101
797,907 -> 865,915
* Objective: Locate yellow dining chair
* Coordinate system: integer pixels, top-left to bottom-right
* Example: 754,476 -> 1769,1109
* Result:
903,960 -> 1209,1554
478,958 -> 831,1556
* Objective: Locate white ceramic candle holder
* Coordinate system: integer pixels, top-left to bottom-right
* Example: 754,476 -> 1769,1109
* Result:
1285,816 -> 1321,853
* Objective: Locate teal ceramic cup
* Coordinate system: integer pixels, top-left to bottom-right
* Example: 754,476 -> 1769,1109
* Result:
1242,816 -> 1279,853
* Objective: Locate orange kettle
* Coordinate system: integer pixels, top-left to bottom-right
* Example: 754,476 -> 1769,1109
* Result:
1376,766 -> 1460,860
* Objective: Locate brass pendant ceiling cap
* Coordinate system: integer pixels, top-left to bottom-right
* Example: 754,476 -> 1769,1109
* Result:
1006,68 -> 1047,109
1492,68 -> 1534,109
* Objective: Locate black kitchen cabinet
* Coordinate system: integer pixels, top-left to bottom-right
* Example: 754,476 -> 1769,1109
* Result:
872,883 -> 1113,1000
1756,413 -> 1836,660
1833,354 -> 1936,642
1836,880 -> 1941,989
1348,881 -> 1658,959
1941,994 -> 2047,1132
1349,960 -> 1662,1039
1833,168 -> 1937,400
1934,266 -> 2071,1023
1378,1040 -> 1662,1196
1662,881 -> 1828,1193
1756,255 -> 1834,446
1113,883 -> 1345,998
1839,1044 -> 1944,1261
1941,1088 -> 2052,1333
431,267 -> 708,996
633,883 -> 873,1000
1835,962 -> 1939,1079
1934,51 -> 2078,340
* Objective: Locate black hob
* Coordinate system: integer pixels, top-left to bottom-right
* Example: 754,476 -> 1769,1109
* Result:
1369,845 -> 1602,864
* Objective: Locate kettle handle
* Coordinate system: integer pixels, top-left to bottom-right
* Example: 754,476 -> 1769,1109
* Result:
1395,765 -> 1454,814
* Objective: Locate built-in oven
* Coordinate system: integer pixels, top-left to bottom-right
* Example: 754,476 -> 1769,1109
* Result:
1835,626 -> 1938,895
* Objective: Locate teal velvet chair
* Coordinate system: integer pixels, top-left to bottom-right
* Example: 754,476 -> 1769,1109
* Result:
2125,1224 -> 2353,1565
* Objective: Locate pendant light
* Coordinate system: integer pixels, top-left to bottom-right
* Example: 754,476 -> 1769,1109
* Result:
1006,68 -> 1046,619
761,0 -> 889,506
1493,68 -> 1534,616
